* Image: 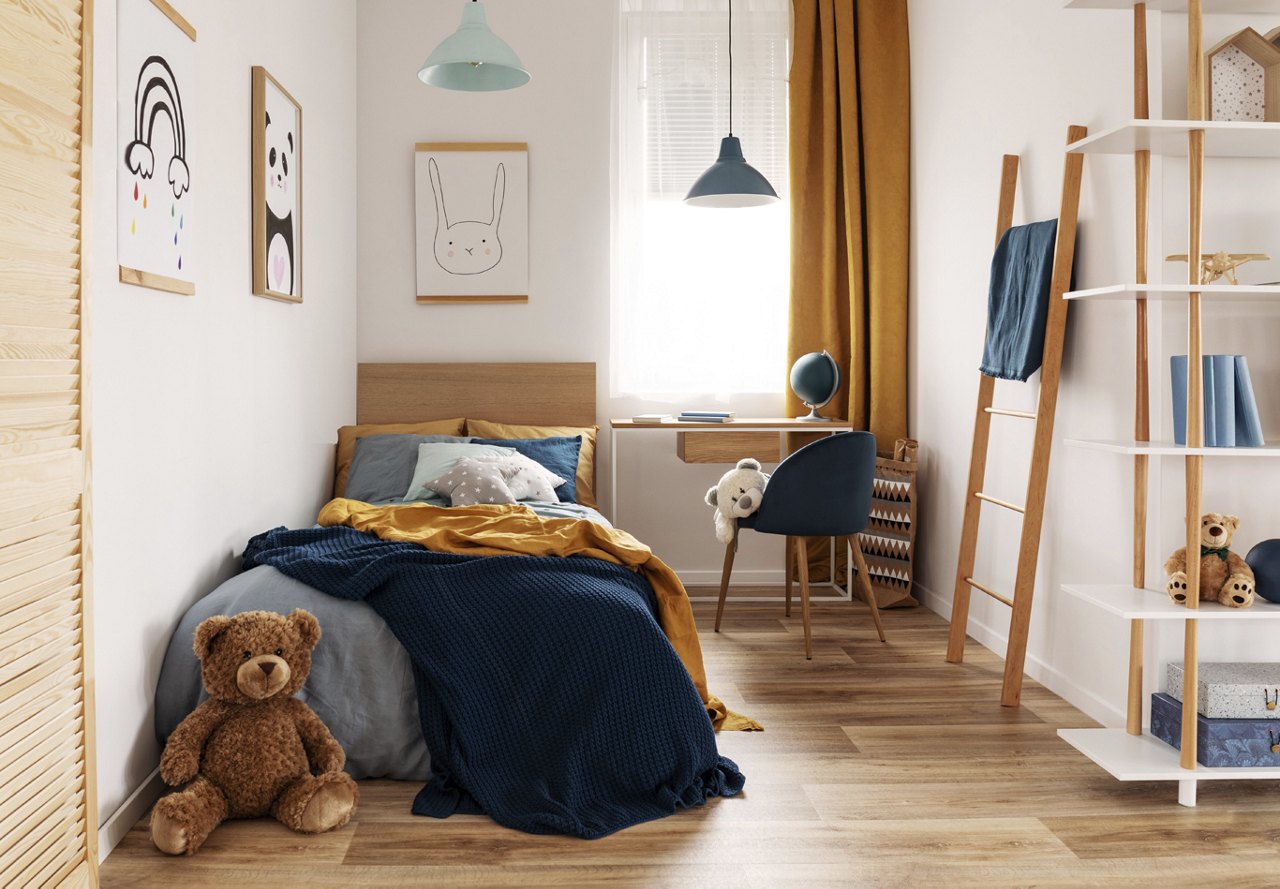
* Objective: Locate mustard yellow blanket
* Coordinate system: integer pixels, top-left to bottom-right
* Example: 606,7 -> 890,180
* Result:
317,498 -> 761,731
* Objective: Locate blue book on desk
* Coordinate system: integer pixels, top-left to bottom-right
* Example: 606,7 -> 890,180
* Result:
679,411 -> 735,418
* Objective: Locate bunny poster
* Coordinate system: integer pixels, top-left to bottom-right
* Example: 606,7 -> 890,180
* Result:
116,0 -> 196,294
414,143 -> 529,304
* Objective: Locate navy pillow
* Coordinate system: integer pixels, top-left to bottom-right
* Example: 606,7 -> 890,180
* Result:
471,436 -> 581,503
347,433 -> 471,502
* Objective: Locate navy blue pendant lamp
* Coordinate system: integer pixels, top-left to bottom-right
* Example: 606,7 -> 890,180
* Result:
685,0 -> 779,207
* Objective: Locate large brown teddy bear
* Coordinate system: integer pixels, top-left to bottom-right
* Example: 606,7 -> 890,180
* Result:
151,609 -> 358,855
1164,513 -> 1256,608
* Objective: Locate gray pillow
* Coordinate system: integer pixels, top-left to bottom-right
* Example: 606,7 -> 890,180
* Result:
345,433 -> 471,502
425,457 -> 517,506
403,442 -> 517,501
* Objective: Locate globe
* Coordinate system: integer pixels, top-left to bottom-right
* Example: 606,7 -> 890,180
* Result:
789,350 -> 841,422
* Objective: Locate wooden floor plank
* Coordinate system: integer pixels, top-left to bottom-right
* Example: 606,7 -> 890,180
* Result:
99,596 -> 1280,887
1042,811 -> 1280,860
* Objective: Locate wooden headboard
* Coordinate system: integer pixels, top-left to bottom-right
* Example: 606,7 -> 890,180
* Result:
356,362 -> 597,427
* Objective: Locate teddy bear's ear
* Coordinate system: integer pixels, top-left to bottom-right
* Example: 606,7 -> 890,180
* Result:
705,486 -> 719,507
737,457 -> 762,471
289,609 -> 322,649
1225,515 -> 1241,531
193,615 -> 233,659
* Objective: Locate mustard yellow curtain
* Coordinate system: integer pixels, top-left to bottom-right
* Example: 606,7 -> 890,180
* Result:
787,0 -> 910,450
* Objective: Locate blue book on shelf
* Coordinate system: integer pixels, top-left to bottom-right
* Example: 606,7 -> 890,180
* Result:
1235,355 -> 1265,446
679,411 -> 734,418
1171,355 -> 1216,446
1211,354 -> 1235,448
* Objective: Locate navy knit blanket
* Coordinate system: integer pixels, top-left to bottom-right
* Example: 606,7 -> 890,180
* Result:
243,525 -> 744,838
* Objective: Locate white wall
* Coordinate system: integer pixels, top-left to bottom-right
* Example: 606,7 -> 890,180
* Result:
357,0 -> 789,584
89,0 -> 358,850
910,0 -> 1280,725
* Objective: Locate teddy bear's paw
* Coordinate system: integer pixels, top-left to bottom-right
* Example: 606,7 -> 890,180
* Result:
150,804 -> 191,855
151,817 -> 188,855
1222,575 -> 1256,608
159,748 -> 199,786
1166,572 -> 1189,604
300,775 -> 358,833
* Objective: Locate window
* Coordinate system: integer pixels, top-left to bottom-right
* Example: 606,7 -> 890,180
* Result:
613,0 -> 791,396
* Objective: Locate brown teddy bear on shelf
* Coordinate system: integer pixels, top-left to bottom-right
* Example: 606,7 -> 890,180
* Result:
150,609 -> 358,855
1164,513 -> 1256,608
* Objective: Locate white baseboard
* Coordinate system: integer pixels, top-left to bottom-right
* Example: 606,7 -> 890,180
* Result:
915,580 -> 1123,727
99,766 -> 163,863
677,568 -> 784,586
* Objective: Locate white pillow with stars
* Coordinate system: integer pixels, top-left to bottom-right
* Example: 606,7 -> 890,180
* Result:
470,453 -> 565,502
423,457 -> 517,506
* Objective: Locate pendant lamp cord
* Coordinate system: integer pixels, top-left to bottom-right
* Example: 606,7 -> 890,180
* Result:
727,0 -> 734,136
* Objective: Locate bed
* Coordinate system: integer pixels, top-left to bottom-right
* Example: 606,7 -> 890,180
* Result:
154,362 -> 747,838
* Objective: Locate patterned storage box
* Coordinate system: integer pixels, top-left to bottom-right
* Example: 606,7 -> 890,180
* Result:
1166,662 -> 1280,720
852,453 -> 918,609
1150,693 -> 1280,767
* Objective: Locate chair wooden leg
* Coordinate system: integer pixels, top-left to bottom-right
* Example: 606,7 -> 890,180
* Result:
795,537 -> 812,659
714,531 -> 737,633
784,535 -> 794,618
850,535 -> 887,642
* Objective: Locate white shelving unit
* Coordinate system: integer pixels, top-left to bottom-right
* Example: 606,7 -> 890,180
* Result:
1066,0 -> 1279,12
1065,439 -> 1280,457
1058,0 -> 1280,807
1062,583 -> 1280,619
1066,283 -> 1280,301
1067,119 -> 1280,157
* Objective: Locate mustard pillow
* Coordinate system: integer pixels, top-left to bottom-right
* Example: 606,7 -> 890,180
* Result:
464,420 -> 599,508
334,418 -> 466,497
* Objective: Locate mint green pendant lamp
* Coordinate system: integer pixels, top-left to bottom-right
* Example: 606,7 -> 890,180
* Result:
418,0 -> 530,92
685,0 -> 779,207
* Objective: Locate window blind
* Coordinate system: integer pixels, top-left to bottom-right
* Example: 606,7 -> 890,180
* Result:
643,26 -> 789,199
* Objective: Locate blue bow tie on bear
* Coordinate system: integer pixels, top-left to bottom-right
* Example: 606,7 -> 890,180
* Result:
1201,545 -> 1230,562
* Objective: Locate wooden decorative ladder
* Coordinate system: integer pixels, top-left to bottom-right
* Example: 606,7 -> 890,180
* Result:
945,126 -> 1087,707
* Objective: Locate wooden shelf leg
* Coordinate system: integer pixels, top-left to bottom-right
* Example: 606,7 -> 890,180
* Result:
1127,622 -> 1144,735
1180,0 -> 1205,770
1129,2 -> 1150,739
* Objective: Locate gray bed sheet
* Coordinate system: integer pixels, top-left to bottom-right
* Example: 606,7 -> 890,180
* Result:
154,501 -> 612,781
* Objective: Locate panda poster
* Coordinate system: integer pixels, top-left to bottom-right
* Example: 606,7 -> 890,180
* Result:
252,67 -> 302,302
116,0 -> 196,295
414,143 -> 529,304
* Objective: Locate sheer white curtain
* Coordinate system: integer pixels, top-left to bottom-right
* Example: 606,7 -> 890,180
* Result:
611,0 -> 792,398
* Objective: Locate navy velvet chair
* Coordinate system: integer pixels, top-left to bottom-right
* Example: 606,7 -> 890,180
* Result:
714,431 -> 887,658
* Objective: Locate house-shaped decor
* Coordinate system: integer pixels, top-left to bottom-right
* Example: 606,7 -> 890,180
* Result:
1267,27 -> 1280,51
1207,27 -> 1280,122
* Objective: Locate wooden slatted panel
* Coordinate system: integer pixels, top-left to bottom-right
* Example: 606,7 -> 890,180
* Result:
0,500 -> 78,541
0,0 -> 94,884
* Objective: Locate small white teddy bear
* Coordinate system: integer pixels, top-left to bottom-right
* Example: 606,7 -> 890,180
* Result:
704,458 -> 771,544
